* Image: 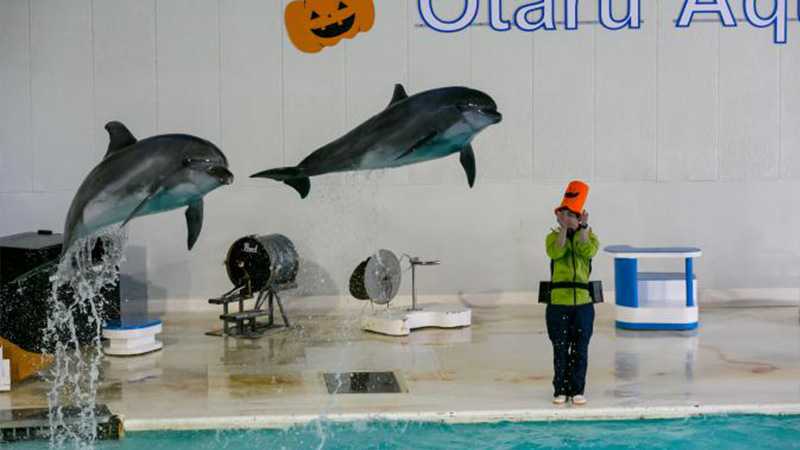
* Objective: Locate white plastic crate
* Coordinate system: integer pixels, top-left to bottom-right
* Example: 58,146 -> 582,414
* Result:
0,346 -> 10,392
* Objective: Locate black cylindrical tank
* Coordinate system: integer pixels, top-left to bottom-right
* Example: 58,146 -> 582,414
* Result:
225,234 -> 299,292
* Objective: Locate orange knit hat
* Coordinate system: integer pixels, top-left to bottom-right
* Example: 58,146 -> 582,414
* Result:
555,180 -> 589,215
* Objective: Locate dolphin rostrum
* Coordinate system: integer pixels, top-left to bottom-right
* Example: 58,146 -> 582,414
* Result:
250,84 -> 502,198
62,121 -> 234,255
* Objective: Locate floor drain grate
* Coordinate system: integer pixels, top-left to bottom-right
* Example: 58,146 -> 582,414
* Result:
0,405 -> 123,443
323,371 -> 403,394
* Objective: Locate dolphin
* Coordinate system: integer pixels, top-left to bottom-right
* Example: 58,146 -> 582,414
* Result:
62,121 -> 234,255
250,84 -> 502,198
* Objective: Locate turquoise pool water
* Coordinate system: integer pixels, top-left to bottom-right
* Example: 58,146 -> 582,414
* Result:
7,415 -> 800,449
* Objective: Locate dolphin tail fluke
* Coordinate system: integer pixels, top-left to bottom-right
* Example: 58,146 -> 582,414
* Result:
284,177 -> 310,199
250,167 -> 311,199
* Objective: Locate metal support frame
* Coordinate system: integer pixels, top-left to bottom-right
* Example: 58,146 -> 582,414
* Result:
265,288 -> 291,328
408,257 -> 439,312
208,282 -> 295,338
410,262 -> 419,311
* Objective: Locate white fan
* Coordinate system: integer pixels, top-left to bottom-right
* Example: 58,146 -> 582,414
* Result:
349,249 -> 402,305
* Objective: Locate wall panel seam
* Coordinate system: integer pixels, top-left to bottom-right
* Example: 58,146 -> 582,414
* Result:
151,0 -> 157,133
217,0 -> 223,145
344,41 -> 349,130
777,44 -> 782,180
281,0 -> 286,166
654,0 -> 660,182
91,0 -> 97,160
589,15 -> 598,181
714,20 -> 720,181
404,0 -> 409,86
27,0 -> 34,192
530,33 -> 535,183
154,0 -> 160,133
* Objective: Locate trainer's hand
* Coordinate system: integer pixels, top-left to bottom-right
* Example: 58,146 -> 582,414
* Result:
555,210 -> 567,228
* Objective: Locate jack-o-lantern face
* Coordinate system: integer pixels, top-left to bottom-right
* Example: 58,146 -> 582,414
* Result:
285,0 -> 375,53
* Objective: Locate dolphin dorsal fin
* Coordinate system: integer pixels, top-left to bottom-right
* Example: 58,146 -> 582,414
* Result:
387,84 -> 408,108
104,121 -> 137,157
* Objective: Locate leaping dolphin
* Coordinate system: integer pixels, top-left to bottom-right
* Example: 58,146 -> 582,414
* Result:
250,84 -> 502,198
62,121 -> 234,255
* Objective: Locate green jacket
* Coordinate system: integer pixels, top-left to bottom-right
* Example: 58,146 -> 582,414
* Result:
545,229 -> 600,306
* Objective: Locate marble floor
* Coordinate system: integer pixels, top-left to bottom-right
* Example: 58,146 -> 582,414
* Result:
3,304 -> 800,430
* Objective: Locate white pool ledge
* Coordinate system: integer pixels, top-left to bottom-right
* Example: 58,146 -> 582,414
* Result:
123,403 -> 800,432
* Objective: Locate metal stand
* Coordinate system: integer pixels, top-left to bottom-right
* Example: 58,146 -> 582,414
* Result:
409,257 -> 439,311
207,282 -> 295,338
256,287 -> 291,328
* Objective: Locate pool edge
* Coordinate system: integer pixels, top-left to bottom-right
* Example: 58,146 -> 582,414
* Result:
122,403 -> 800,432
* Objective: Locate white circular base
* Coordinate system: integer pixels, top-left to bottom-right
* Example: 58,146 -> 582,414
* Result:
104,340 -> 163,356
103,323 -> 164,356
361,303 -> 471,336
615,305 -> 699,330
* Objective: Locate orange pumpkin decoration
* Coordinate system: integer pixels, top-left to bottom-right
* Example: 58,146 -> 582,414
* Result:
285,0 -> 375,53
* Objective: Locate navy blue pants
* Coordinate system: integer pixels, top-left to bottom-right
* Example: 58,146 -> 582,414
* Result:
546,303 -> 595,397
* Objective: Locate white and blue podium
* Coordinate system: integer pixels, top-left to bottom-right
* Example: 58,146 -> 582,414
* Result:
604,246 -> 702,331
102,246 -> 163,356
103,319 -> 163,356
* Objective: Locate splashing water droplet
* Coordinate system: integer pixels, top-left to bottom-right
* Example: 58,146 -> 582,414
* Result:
44,225 -> 128,448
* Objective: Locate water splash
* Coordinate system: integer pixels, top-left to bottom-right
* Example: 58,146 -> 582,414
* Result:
293,172 -> 385,449
44,226 -> 128,449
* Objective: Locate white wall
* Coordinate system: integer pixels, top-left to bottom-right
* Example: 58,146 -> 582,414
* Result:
2,0 -> 800,303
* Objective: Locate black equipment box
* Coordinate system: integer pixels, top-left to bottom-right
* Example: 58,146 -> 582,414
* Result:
0,230 -> 119,352
0,231 -> 62,285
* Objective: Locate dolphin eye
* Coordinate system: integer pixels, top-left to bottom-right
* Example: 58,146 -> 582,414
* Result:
184,157 -> 213,168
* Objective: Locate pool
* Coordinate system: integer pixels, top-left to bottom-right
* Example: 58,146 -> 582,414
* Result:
6,414 -> 800,449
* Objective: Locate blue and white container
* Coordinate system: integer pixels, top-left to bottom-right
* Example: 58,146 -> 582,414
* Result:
604,246 -> 702,331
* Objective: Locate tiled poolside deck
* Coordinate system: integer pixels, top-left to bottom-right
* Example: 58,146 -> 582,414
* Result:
3,304 -> 800,430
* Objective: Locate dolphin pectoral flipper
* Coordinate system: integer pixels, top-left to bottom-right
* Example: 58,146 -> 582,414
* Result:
394,131 -> 438,162
250,167 -> 311,198
460,144 -> 476,188
185,199 -> 203,250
